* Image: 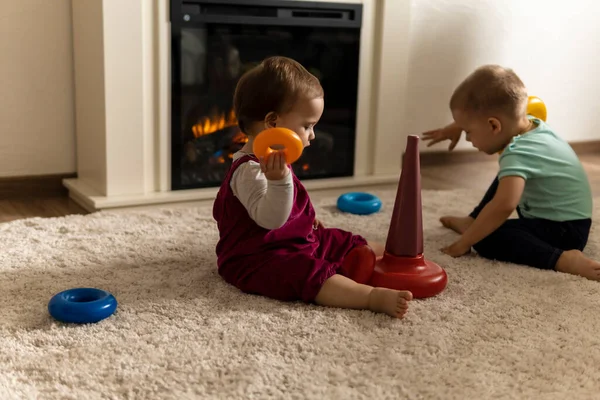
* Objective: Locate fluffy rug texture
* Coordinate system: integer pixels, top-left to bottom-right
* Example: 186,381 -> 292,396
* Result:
1,189 -> 599,400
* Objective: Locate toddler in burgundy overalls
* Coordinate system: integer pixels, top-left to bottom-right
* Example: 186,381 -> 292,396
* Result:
213,154 -> 368,302
211,55 -> 412,318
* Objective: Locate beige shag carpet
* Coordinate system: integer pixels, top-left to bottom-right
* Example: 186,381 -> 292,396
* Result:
1,189 -> 599,399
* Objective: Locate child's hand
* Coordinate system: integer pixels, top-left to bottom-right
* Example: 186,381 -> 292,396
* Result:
260,150 -> 290,181
313,218 -> 325,230
421,122 -> 463,151
442,239 -> 471,258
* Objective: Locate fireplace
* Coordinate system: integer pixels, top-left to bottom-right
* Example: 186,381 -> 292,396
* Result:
66,0 -> 410,212
170,0 -> 363,190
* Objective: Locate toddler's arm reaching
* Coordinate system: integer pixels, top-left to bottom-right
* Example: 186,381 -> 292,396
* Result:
230,154 -> 293,230
421,122 -> 463,151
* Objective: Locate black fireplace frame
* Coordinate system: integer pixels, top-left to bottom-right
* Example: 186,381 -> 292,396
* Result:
170,0 -> 363,190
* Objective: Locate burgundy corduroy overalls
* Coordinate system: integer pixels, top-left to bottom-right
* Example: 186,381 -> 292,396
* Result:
213,154 -> 367,302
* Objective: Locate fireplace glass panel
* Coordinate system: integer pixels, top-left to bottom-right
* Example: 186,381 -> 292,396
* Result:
171,1 -> 362,190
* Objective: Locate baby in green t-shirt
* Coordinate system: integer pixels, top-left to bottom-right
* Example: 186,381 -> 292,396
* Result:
422,64 -> 599,281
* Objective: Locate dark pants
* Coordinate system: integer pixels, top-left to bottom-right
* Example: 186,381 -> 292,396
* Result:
469,177 -> 592,270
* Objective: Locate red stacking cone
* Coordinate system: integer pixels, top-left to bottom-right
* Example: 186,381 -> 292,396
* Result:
368,135 -> 448,298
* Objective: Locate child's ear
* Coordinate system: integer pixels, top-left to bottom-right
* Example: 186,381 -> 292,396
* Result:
487,117 -> 502,135
264,112 -> 278,129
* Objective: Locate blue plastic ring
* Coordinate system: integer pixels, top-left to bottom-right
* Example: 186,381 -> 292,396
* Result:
337,192 -> 382,215
48,288 -> 117,324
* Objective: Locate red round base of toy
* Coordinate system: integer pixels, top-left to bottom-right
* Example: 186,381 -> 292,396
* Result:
369,252 -> 448,299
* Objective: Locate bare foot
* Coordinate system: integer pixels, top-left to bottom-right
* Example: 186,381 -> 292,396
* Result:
440,215 -> 474,234
368,288 -> 413,318
555,250 -> 600,281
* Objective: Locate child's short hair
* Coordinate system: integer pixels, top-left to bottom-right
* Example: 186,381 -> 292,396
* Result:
233,56 -> 324,134
450,65 -> 528,119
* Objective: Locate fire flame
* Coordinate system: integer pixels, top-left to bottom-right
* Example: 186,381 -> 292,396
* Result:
232,132 -> 248,144
192,109 -> 238,138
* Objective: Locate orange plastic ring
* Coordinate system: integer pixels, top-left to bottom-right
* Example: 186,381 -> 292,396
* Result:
252,127 -> 304,164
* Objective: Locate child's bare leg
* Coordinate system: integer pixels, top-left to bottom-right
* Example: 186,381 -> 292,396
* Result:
315,274 -> 413,318
440,216 -> 474,234
367,241 -> 385,257
555,250 -> 600,281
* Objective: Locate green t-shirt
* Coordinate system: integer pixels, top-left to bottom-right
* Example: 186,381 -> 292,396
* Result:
498,117 -> 593,221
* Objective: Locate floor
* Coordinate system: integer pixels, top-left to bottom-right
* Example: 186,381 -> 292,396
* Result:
1,154 -> 599,223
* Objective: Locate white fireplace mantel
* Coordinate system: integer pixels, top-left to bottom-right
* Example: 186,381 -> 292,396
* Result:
65,0 -> 412,212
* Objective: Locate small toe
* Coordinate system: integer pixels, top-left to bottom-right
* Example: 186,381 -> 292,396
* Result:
400,291 -> 413,301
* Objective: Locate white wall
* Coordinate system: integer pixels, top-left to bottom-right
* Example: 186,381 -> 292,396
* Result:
404,0 -> 600,152
0,0 -> 75,177
2,0 -> 599,179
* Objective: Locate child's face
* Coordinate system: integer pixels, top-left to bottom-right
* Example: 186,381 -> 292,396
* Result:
451,109 -> 504,154
273,97 -> 324,148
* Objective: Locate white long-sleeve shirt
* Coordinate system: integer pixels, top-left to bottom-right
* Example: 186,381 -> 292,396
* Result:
230,151 -> 294,230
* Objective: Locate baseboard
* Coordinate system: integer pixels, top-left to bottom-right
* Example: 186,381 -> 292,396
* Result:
569,140 -> 600,155
0,173 -> 77,199
418,140 -> 600,166
418,149 -> 491,166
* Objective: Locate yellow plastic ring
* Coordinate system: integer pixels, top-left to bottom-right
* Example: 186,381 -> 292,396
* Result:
253,127 -> 303,164
527,95 -> 547,121
499,95 -> 548,155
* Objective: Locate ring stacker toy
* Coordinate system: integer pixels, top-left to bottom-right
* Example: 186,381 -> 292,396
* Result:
368,135 -> 448,299
48,288 -> 118,324
253,127 -> 304,164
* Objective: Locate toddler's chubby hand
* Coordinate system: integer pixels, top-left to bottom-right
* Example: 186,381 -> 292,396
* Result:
442,239 -> 471,258
260,150 -> 290,181
421,122 -> 463,151
313,218 -> 325,230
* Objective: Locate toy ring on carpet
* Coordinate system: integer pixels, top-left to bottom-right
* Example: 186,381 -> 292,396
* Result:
253,127 -> 303,164
48,288 -> 118,324
337,192 -> 382,215
527,95 -> 547,121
